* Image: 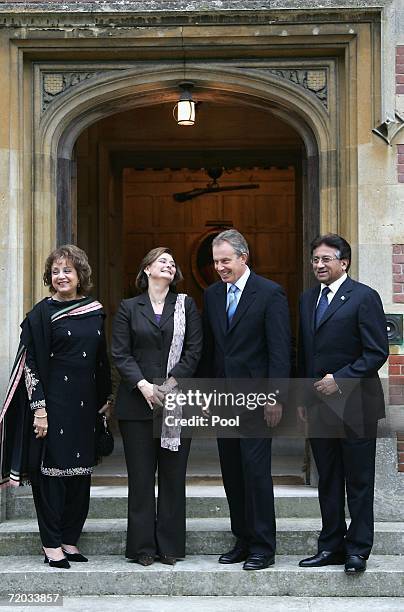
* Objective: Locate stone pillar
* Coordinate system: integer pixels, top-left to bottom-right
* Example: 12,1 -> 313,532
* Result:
0,29 -> 29,521
374,435 -> 404,521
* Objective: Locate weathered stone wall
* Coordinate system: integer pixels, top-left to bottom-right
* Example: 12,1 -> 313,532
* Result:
0,1 -> 393,11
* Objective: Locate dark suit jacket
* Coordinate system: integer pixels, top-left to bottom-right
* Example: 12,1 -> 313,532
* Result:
201,271 -> 291,399
297,276 -> 389,432
112,291 -> 202,420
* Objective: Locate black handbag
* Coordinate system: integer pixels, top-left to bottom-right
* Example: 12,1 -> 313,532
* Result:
95,414 -> 114,457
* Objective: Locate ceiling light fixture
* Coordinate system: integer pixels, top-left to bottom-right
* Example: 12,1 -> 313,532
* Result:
173,82 -> 196,126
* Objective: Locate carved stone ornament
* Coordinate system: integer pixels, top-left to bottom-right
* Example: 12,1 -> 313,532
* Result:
41,65 -> 328,114
266,68 -> 328,108
42,72 -> 102,112
372,112 -> 404,145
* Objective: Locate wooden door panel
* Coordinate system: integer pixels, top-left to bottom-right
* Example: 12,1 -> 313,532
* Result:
190,194 -> 223,227
222,194 -> 256,227
124,195 -> 154,231
122,167 -> 300,326
125,233 -> 155,260
155,195 -> 186,228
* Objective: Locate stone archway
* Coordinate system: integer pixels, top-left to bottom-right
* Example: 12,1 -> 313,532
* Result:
33,64 -> 338,302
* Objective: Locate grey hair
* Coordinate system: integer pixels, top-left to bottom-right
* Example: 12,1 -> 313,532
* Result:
212,229 -> 250,258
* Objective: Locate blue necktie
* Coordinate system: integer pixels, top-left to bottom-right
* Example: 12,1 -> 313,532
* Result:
227,284 -> 239,325
315,286 -> 331,329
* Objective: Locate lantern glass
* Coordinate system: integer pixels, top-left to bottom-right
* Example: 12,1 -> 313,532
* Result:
177,99 -> 196,126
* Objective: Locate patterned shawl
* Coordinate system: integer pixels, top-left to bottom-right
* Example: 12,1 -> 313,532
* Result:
160,294 -> 187,452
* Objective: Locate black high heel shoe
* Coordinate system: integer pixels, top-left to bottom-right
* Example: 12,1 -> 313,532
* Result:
43,551 -> 70,569
61,548 -> 88,562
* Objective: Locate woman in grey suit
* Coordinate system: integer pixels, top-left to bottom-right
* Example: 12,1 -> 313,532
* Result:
112,247 -> 202,566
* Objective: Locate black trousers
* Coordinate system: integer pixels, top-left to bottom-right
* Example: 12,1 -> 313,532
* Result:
310,438 -> 376,558
217,437 -> 275,556
119,419 -> 191,559
31,474 -> 91,548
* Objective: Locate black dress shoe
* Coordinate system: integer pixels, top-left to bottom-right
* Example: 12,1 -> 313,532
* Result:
43,554 -> 70,569
62,549 -> 88,562
160,554 -> 176,566
299,551 -> 345,567
218,546 -> 249,564
135,554 -> 155,566
345,555 -> 367,574
243,553 -> 275,571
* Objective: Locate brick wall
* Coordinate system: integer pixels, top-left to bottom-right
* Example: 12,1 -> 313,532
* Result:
393,245 -> 404,303
396,49 -> 404,472
397,46 -> 404,94
389,355 -> 404,405
398,146 -> 404,184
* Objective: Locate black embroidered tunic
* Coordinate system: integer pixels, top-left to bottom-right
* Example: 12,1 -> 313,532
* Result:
25,297 -> 111,477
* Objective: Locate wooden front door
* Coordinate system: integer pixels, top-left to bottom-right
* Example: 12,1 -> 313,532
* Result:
122,166 -> 300,327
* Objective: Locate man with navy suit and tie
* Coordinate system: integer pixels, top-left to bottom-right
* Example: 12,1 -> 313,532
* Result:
201,229 -> 291,570
297,234 -> 388,574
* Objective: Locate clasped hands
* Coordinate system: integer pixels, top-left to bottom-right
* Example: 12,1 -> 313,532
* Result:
139,377 -> 178,410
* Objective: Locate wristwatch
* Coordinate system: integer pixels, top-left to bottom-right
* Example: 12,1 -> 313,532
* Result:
137,379 -> 147,389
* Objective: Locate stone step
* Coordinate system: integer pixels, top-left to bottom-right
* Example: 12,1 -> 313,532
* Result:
0,555 -> 403,597
1,518 -> 404,556
7,484 -> 320,519
24,595 -> 404,612
91,474 -> 306,486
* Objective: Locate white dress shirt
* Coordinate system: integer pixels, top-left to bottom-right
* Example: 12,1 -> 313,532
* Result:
316,272 -> 348,307
226,267 -> 251,309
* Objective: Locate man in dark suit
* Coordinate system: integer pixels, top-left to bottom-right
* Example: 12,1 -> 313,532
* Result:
297,233 -> 388,574
201,229 -> 291,570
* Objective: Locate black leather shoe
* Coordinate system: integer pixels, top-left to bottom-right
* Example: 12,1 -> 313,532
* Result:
43,554 -> 70,569
160,554 -> 176,566
62,549 -> 88,562
345,555 -> 367,574
243,554 -> 275,571
218,546 -> 249,564
136,554 -> 155,566
299,551 -> 345,567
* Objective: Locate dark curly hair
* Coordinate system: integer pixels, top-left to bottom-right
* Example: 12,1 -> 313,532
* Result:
135,247 -> 183,291
43,244 -> 93,295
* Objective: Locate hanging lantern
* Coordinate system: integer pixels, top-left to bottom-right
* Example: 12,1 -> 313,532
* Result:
173,82 -> 196,126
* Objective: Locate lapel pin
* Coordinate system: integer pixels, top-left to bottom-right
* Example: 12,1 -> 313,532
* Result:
341,296 -> 345,301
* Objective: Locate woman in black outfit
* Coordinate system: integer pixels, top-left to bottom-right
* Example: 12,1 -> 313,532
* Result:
112,247 -> 202,566
0,245 -> 111,568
